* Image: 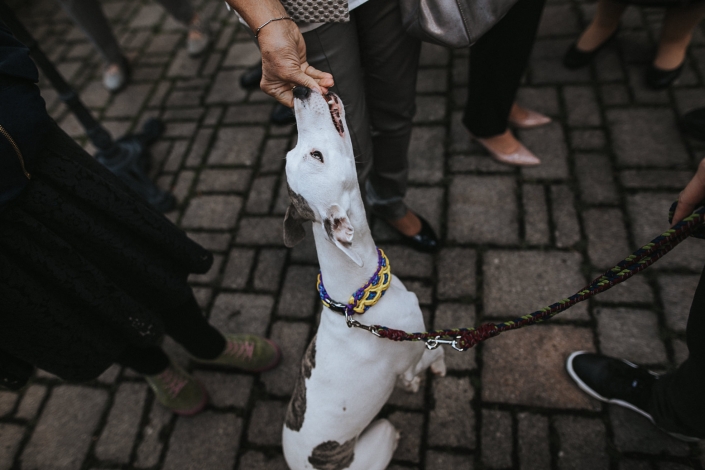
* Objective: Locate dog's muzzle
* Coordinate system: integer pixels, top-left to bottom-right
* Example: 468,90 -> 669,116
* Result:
293,86 -> 311,100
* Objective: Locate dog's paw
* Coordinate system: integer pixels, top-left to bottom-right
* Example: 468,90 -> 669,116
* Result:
431,359 -> 447,377
401,375 -> 421,393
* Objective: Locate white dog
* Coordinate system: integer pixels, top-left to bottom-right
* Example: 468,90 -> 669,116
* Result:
281,87 -> 446,470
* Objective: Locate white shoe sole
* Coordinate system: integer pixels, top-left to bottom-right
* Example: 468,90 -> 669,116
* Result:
565,351 -> 701,443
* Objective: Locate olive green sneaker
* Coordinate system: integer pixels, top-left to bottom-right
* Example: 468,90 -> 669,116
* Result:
193,334 -> 281,372
145,362 -> 208,416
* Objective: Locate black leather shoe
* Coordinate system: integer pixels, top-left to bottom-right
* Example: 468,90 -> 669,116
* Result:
563,29 -> 618,69
566,352 -> 702,443
645,62 -> 683,90
681,107 -> 705,141
270,103 -> 296,126
394,214 -> 440,253
240,62 -> 262,90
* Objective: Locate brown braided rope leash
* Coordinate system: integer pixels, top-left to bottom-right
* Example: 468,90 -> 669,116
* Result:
319,204 -> 705,352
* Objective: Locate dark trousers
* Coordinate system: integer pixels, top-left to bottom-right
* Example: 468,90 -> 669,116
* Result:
649,266 -> 705,437
116,295 -> 225,375
463,0 -> 547,137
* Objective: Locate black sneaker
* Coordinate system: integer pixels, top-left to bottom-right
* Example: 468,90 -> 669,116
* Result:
566,351 -> 700,443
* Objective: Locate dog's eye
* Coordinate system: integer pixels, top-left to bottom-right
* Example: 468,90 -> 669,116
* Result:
310,150 -> 324,162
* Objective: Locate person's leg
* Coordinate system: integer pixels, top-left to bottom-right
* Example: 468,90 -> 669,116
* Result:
152,0 -> 209,56
55,0 -> 123,64
151,0 -> 196,24
654,2 -> 705,70
353,0 -> 421,224
464,0 -> 547,139
575,0 -> 627,52
649,266 -> 705,438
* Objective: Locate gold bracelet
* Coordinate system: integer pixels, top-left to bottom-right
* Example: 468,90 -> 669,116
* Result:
254,16 -> 294,38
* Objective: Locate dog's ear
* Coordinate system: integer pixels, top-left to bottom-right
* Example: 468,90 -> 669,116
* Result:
283,204 -> 308,247
324,205 -> 363,266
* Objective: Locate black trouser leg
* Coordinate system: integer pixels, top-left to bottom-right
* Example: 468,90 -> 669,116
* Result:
116,295 -> 226,375
463,0 -> 547,137
649,265 -> 705,437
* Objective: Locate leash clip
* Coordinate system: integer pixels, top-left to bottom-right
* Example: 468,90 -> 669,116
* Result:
345,314 -> 381,337
425,336 -> 463,351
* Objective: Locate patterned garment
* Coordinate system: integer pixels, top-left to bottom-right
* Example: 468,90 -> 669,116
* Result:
280,0 -> 350,23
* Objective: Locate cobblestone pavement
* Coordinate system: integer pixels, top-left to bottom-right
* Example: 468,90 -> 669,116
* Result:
2,0 -> 705,468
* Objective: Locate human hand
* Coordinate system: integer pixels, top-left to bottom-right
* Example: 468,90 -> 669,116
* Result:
672,158 -> 705,225
257,20 -> 334,107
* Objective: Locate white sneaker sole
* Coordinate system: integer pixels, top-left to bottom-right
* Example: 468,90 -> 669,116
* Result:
565,351 -> 701,443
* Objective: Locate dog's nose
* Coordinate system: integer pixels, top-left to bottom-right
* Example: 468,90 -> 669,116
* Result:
293,86 -> 311,100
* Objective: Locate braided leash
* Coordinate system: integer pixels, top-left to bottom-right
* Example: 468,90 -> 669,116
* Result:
321,204 -> 705,352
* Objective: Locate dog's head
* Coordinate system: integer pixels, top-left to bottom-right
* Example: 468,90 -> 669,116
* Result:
284,87 -> 362,266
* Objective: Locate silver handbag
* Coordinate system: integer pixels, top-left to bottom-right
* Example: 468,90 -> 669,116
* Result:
399,0 -> 518,48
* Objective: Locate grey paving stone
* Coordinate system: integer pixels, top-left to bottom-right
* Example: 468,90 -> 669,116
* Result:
221,248 -> 255,289
166,49 -> 200,79
134,401 -> 172,468
481,409 -> 512,468
222,41 -> 261,67
538,4 -> 580,36
575,153 -> 619,205
404,280 -> 433,305
0,390 -> 17,417
584,208 -> 631,269
261,322 -> 310,396
181,195 -> 242,229
619,460 -> 653,470
259,138 -> 290,173
163,412 -> 242,470
246,175 -> 277,214
595,48 -> 625,82
601,83 -> 630,106
483,250 -> 588,320
408,127 -> 445,184
554,416 -> 609,470
406,186 -> 444,235
194,371 -> 253,408
197,168 -> 251,193
610,406 -> 690,456
22,385 -> 108,470
184,128 -> 214,168
551,185 -> 581,248
238,451 -> 289,470
450,111 -> 473,153
15,384 -> 47,420
186,232 -> 231,252
387,375 -> 427,410
620,170 -> 693,189
520,122 -> 570,180
171,170 -> 195,203
672,338 -> 689,366
596,307 -> 668,364
207,126 -> 265,165
0,423 -> 24,470
571,129 -> 606,150
389,411 -> 424,463
426,451 -> 473,469
247,401 -> 286,446
564,86 -> 602,127
516,87 -> 560,117
523,183 -> 550,245
448,176 -> 519,245
416,69 -> 448,93
105,84 -> 151,118
277,265 -> 319,318
414,96 -> 447,123
627,66 -> 671,105
235,217 -> 286,246
130,4 -> 163,27
382,245 -> 433,278
627,193 -> 705,271
209,293 -> 274,336
482,325 -> 598,409
205,70 -> 248,104
224,104 -> 272,124
608,109 -> 689,168
433,303 -> 476,371
449,155 -> 515,173
517,413 -> 551,470
95,382 -> 148,463
656,274 -> 699,333
253,248 -> 287,291
428,376 -> 475,448
438,248 -> 476,299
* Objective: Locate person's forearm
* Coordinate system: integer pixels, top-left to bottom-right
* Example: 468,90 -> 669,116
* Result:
224,0 -> 288,33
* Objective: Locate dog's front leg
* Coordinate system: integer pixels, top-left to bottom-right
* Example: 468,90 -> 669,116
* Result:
397,347 -> 446,392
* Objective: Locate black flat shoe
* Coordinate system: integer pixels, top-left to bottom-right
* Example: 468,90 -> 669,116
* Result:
240,62 -> 262,90
393,214 -> 440,253
270,103 -> 296,126
563,29 -> 618,69
645,62 -> 683,90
